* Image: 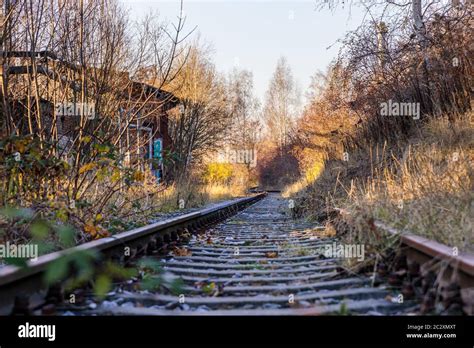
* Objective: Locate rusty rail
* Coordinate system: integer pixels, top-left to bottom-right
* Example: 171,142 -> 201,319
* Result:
0,193 -> 266,314
335,207 -> 474,314
335,207 -> 474,277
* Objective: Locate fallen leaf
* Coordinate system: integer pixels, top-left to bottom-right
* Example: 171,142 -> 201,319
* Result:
84,222 -> 98,237
322,223 -> 337,237
172,247 -> 192,256
198,281 -> 222,296
133,170 -> 145,182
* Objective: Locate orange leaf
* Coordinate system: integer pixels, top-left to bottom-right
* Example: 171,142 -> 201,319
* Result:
84,222 -> 98,237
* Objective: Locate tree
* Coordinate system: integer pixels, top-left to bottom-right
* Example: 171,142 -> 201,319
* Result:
226,68 -> 260,155
0,0 -> 192,239
263,57 -> 300,153
166,43 -> 232,180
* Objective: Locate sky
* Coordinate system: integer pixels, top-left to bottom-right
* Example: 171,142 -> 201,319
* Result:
120,0 -> 366,102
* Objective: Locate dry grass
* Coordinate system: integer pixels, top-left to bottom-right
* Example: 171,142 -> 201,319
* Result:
201,183 -> 246,201
345,115 -> 473,252
116,179 -> 246,217
0,169 -> 247,246
291,114 -> 473,252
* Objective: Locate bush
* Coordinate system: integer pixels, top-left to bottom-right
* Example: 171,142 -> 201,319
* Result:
203,163 -> 233,184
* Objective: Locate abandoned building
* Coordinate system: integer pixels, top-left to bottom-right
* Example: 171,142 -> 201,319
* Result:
0,50 -> 180,182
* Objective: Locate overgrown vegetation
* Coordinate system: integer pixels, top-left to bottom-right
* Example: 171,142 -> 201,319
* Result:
283,1 -> 473,253
0,1 -> 258,247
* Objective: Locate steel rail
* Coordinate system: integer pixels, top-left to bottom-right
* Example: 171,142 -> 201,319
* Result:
334,207 -> 474,277
334,207 -> 474,314
0,193 -> 266,314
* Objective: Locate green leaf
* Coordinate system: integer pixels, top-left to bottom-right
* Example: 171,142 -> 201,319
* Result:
44,256 -> 69,285
71,249 -> 99,281
201,282 -> 216,295
105,261 -> 137,279
0,207 -> 34,219
30,220 -> 50,239
56,225 -> 75,248
138,258 -> 163,274
55,209 -> 68,222
3,257 -> 28,267
139,277 -> 162,291
37,241 -> 55,255
168,278 -> 184,295
94,274 -> 112,299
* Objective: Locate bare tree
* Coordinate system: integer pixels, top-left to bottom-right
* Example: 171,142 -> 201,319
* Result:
166,43 -> 232,181
0,0 -> 193,241
263,57 -> 301,153
226,68 -> 260,153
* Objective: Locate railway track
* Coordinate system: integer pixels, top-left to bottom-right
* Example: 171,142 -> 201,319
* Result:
1,192 -> 472,316
56,193 -> 420,315
0,193 -> 264,315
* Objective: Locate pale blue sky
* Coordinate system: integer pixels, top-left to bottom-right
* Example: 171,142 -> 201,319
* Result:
120,0 -> 366,102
